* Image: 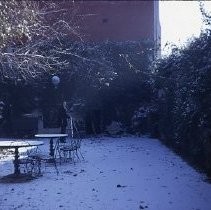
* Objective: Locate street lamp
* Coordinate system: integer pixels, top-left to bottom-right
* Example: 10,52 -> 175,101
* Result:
51,75 -> 61,119
51,75 -> 60,88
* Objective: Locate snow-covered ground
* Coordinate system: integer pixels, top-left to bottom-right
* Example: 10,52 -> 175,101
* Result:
0,136 -> 211,210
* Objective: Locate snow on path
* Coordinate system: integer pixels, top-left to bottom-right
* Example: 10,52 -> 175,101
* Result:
0,137 -> 211,210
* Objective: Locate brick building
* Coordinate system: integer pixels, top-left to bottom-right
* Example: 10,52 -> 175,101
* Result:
48,0 -> 161,55
38,0 -> 161,133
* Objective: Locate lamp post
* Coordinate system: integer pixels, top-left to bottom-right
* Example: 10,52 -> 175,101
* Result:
51,75 -> 62,105
48,75 -> 61,153
51,75 -> 60,88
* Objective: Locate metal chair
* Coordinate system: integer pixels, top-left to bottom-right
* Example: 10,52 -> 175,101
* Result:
57,138 -> 83,163
18,157 -> 35,174
18,146 -> 42,176
27,147 -> 59,175
32,154 -> 59,175
56,116 -> 84,163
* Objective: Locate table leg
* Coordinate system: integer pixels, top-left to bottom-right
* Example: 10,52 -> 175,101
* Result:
50,138 -> 54,157
14,147 -> 20,175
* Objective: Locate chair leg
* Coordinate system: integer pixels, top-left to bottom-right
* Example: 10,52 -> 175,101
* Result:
28,161 -> 35,174
75,149 -> 80,160
58,149 -> 63,165
35,159 -> 42,176
53,159 -> 59,175
78,149 -> 84,160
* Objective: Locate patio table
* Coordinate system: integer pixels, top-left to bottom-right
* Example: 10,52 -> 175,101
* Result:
34,134 -> 68,157
0,140 -> 44,175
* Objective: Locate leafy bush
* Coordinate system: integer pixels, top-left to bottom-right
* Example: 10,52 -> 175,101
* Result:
154,31 -> 211,176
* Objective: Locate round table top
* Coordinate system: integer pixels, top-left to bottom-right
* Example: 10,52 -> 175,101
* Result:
0,140 -> 44,149
35,134 -> 68,138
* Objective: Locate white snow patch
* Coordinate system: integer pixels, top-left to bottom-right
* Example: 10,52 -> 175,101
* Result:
0,137 -> 211,210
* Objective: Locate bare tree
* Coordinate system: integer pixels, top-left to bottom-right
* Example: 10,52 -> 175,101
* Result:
0,0 -> 81,82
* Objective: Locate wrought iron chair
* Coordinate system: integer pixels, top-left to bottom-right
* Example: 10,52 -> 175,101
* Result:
57,138 -> 83,163
22,145 -> 59,175
18,146 -> 42,176
31,153 -> 59,175
18,157 -> 35,174
56,116 -> 84,163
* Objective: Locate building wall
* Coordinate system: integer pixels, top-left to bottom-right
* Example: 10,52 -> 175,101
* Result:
55,0 -> 156,42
